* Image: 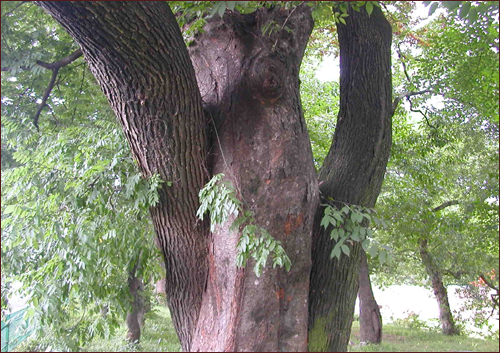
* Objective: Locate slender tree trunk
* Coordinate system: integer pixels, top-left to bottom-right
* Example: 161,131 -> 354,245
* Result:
36,3 -> 210,350
358,250 -> 382,344
308,5 -> 392,351
419,239 -> 459,335
126,276 -> 143,343
188,6 -> 318,351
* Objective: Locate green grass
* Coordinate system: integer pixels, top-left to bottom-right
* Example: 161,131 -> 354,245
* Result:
29,306 -> 498,352
348,321 -> 500,352
83,306 -> 181,352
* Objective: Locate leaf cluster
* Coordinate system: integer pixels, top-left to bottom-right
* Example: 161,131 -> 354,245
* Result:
197,173 -> 291,277
320,202 -> 391,264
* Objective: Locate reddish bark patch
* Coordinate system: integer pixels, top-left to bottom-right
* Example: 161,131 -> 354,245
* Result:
284,212 -> 305,235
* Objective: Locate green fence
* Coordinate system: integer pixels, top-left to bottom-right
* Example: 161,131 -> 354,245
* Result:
1,307 -> 34,352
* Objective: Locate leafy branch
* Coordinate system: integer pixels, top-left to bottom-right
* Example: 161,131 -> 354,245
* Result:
320,199 -> 391,264
197,173 -> 291,277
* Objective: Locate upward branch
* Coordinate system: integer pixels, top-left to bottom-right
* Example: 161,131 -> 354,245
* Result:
33,49 -> 83,128
391,89 -> 433,116
432,200 -> 459,212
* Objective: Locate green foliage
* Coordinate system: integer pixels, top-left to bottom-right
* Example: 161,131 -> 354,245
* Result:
1,3 -> 166,349
299,60 -> 338,168
197,174 -> 291,277
320,201 -> 391,264
423,1 -> 499,24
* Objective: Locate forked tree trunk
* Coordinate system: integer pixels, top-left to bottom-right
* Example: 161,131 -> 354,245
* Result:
308,5 -> 392,351
419,239 -> 459,335
36,3 -> 210,350
188,5 -> 318,351
37,2 -> 394,351
358,250 -> 382,344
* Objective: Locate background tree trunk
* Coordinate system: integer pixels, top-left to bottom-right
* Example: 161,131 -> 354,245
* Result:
188,5 -> 318,351
419,239 -> 459,335
36,3 -> 210,350
358,250 -> 382,344
308,5 -> 392,352
126,276 -> 143,343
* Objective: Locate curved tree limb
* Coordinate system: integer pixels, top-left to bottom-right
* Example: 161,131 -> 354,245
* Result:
392,89 -> 432,115
431,200 -> 459,212
32,49 -> 83,129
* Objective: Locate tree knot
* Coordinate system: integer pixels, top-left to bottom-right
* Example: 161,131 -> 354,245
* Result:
248,55 -> 286,103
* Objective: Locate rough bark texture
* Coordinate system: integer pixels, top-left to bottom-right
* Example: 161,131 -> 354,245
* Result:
308,6 -> 392,352
358,250 -> 382,344
419,239 -> 459,336
36,3 -> 210,350
187,5 -> 318,351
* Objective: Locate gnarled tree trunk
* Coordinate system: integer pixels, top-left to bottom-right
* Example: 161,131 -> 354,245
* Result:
308,6 -> 392,351
37,2 -> 394,352
419,239 -> 459,335
358,250 -> 382,344
188,5 -> 318,351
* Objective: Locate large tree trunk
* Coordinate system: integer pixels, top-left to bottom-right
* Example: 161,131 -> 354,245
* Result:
419,239 -> 459,335
187,5 -> 318,351
36,3 -> 210,351
308,5 -> 392,352
358,250 -> 382,344
37,2 -> 393,352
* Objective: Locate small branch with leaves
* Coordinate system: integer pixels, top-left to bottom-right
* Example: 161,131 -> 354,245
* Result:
197,173 -> 291,277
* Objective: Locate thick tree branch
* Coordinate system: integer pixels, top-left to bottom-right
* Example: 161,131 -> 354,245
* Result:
479,273 -> 499,292
431,200 -> 459,212
442,269 -> 467,280
36,49 -> 82,70
392,89 -> 432,115
31,49 -> 83,128
33,67 -> 59,129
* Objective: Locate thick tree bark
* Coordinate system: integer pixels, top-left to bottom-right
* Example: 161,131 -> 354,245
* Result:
36,3 -> 210,351
308,5 -> 392,352
419,239 -> 459,335
188,5 -> 318,351
358,250 -> 382,344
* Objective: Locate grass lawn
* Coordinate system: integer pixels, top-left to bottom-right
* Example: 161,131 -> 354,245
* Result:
83,306 -> 181,352
349,321 -> 499,352
83,307 -> 498,352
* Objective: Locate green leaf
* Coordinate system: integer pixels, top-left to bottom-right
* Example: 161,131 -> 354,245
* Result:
341,244 -> 350,256
330,228 -> 339,241
330,244 -> 341,259
365,1 -> 373,16
218,2 -> 227,17
4,205 -> 17,214
378,249 -> 386,265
